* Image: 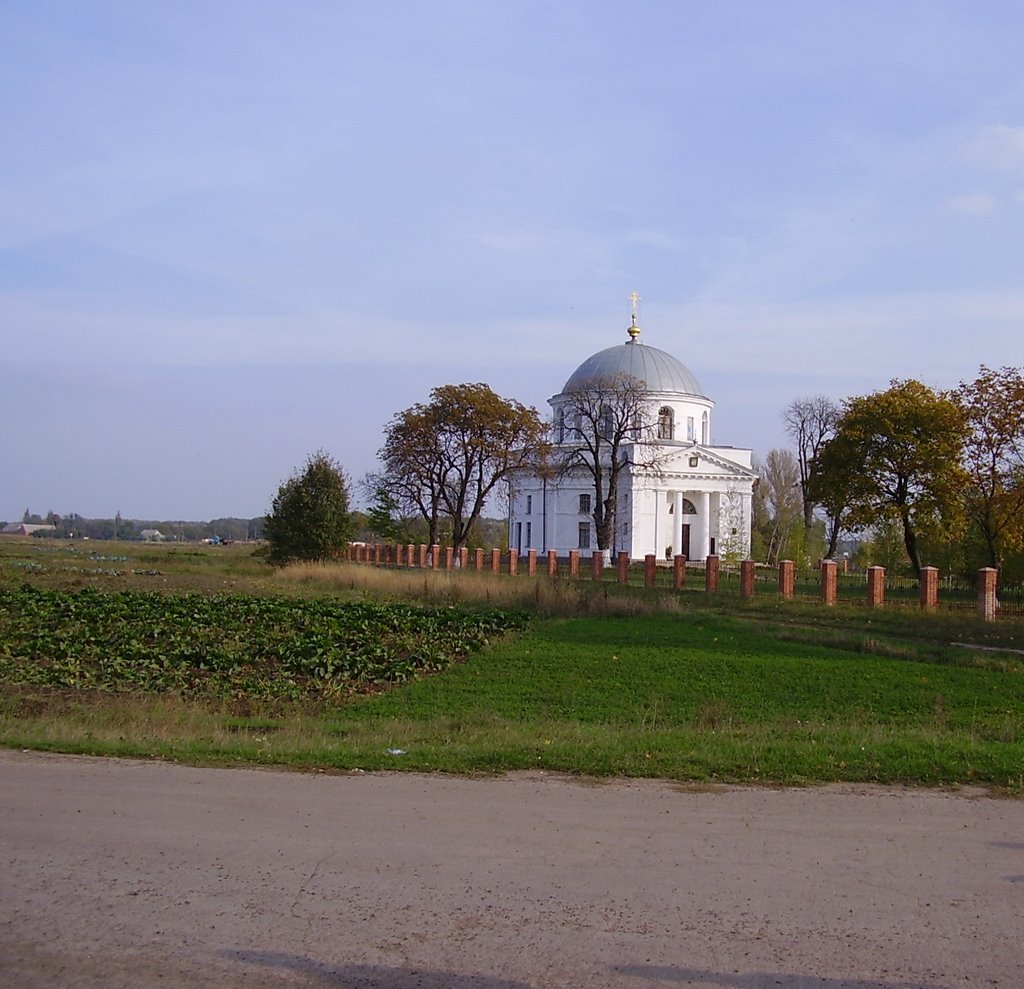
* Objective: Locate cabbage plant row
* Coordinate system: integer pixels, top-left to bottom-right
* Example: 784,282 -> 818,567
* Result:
0,586 -> 525,700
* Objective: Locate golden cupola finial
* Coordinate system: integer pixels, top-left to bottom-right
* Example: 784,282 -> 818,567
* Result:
627,290 -> 641,341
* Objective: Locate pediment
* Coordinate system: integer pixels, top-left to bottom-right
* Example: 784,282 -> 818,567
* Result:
657,444 -> 756,478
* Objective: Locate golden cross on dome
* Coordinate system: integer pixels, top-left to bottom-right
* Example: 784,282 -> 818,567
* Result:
628,290 -> 641,340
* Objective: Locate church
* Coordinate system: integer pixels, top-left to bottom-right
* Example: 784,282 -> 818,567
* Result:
508,303 -> 756,563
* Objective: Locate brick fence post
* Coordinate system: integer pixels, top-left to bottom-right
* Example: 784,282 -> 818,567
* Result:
740,559 -> 755,598
867,565 -> 885,607
920,566 -> 938,610
778,560 -> 794,600
444,547 -> 455,570
419,544 -> 428,569
617,552 -> 630,584
491,548 -> 501,574
821,559 -> 837,606
406,544 -> 415,568
644,554 -> 657,588
548,550 -> 559,577
374,543 -> 382,564
568,550 -> 580,577
430,544 -> 441,570
527,549 -> 538,576
591,551 -> 603,581
705,555 -> 720,593
508,549 -> 519,576
475,547 -> 485,570
978,567 -> 998,621
394,543 -> 404,567
673,555 -> 687,590
458,547 -> 469,570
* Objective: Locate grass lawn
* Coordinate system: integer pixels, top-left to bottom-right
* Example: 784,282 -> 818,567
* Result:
2,539 -> 1023,790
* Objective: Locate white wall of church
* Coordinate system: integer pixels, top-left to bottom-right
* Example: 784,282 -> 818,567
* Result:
510,465 -> 754,562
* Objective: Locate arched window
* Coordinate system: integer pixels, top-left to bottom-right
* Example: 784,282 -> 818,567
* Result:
599,404 -> 614,439
555,409 -> 565,443
657,406 -> 674,440
701,411 -> 709,445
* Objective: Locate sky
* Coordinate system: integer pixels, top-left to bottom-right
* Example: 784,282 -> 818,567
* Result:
2,0 -> 1024,522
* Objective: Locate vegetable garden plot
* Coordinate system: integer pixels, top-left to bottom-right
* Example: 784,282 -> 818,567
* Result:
0,587 -> 525,700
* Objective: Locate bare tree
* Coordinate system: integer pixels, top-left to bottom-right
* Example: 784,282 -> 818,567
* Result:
752,449 -> 803,565
555,373 -> 663,552
783,395 -> 839,530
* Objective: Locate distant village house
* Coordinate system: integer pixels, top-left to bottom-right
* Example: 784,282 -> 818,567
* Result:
0,523 -> 57,536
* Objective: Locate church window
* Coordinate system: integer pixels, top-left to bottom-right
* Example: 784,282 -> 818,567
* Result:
525,495 -> 532,515
657,406 -> 674,440
526,522 -> 532,547
579,493 -> 591,513
574,413 -> 582,439
578,522 -> 591,549
599,405 -> 614,439
701,411 -> 709,444
687,416 -> 695,441
555,410 -> 565,443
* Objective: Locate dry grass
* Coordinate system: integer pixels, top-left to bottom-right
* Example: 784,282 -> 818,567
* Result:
274,560 -> 688,617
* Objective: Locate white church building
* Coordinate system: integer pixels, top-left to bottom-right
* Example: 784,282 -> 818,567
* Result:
509,309 -> 756,563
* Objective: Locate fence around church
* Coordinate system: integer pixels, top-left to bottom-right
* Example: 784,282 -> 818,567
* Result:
344,543 -> 1022,621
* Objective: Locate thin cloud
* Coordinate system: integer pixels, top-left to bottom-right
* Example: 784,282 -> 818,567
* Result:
944,192 -> 998,214
964,124 -> 1024,172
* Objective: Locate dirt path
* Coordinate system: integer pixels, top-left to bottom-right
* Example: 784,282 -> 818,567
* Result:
2,750 -> 1022,988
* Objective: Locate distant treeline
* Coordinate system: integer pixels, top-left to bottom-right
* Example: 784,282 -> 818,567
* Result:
6,509 -> 509,548
10,512 -> 265,542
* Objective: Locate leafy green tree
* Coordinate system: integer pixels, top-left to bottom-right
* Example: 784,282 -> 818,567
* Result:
810,379 -> 966,578
265,451 -> 353,565
856,516 -> 913,574
379,383 -> 548,550
951,365 -> 1024,573
363,478 -> 410,543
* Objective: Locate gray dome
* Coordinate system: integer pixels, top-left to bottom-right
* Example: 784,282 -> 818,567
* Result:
561,339 -> 706,397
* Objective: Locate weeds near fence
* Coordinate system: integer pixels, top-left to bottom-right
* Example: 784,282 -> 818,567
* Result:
275,560 -> 690,617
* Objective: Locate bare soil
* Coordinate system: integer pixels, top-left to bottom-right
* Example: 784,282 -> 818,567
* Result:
2,750 -> 1022,988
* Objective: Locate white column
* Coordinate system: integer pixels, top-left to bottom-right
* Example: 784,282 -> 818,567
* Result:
672,490 -> 683,557
700,490 -> 711,559
739,492 -> 751,556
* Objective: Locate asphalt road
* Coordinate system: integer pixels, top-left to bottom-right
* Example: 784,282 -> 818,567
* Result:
2,750 -> 1022,988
